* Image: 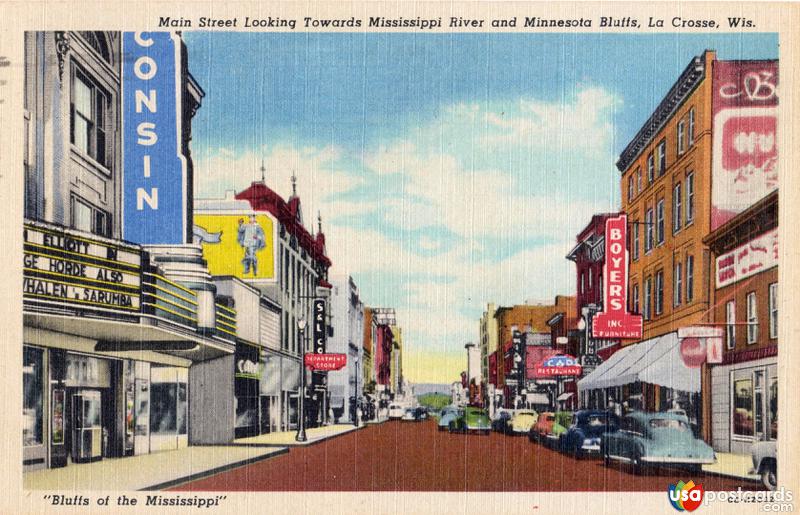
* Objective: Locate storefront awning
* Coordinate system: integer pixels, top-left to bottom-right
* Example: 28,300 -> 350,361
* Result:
577,332 -> 700,393
556,392 -> 574,402
526,392 -> 550,405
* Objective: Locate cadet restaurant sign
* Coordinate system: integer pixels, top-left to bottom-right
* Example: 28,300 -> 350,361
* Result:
23,224 -> 141,311
592,214 -> 643,339
122,32 -> 187,245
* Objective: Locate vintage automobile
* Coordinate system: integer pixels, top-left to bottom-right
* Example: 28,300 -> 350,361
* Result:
438,406 -> 461,431
530,411 -> 573,445
508,410 -> 538,436
449,407 -> 492,434
401,408 -> 417,421
560,410 -> 617,458
750,440 -> 777,491
388,403 -> 406,420
491,409 -> 514,434
414,407 -> 429,421
601,411 -> 715,474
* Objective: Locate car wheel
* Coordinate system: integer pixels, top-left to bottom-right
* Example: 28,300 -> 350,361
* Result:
573,445 -> 583,461
449,421 -> 457,433
631,452 -> 643,476
602,444 -> 611,466
762,464 -> 777,491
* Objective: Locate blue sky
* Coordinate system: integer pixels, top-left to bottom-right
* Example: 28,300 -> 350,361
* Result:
184,32 -> 777,383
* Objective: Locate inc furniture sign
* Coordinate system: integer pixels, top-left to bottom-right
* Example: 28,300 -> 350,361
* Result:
122,32 -> 187,244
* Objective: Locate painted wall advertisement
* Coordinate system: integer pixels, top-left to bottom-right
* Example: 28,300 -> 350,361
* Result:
192,213 -> 277,282
122,32 -> 187,245
716,227 -> 778,288
711,60 -> 779,230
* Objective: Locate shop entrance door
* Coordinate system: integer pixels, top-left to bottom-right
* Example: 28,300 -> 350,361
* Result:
71,390 -> 102,463
134,378 -> 150,455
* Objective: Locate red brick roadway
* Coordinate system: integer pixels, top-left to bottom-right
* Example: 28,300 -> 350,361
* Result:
171,420 -> 760,492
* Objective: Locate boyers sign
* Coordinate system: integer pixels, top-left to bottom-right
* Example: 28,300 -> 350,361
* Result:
593,214 -> 643,339
122,32 -> 187,245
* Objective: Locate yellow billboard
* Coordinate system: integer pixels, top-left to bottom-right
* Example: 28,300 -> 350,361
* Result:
193,213 -> 277,281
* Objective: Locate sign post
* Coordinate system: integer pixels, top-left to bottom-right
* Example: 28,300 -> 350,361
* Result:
593,214 -> 643,339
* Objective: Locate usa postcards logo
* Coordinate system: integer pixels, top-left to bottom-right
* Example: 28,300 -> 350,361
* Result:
668,480 -> 705,512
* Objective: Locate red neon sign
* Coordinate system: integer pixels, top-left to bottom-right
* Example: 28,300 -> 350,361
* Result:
592,214 -> 643,339
304,353 -> 347,371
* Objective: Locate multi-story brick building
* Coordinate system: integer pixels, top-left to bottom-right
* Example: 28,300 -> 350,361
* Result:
578,51 -> 778,430
703,191 -> 777,454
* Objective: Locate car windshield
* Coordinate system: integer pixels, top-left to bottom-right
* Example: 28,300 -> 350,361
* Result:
649,418 -> 689,431
546,415 -> 555,422
585,415 -> 609,426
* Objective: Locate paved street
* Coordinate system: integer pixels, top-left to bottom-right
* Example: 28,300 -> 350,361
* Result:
171,420 -> 759,492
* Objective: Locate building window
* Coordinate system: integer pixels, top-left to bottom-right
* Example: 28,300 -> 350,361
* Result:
580,272 -> 585,295
688,108 -> 695,145
655,270 -> 664,315
23,346 -> 44,447
747,292 -> 758,344
644,208 -> 654,253
656,199 -> 665,245
70,66 -> 108,168
588,270 -> 592,290
769,283 -> 778,339
636,167 -> 642,193
598,273 -> 603,300
70,196 -> 110,237
677,120 -> 685,154
632,221 -> 640,261
686,172 -> 695,224
632,283 -> 640,314
733,377 -> 754,437
686,254 -> 694,303
673,262 -> 682,307
657,140 -> 666,175
644,277 -> 652,320
726,300 -> 736,349
628,175 -> 634,201
647,153 -> 655,183
673,182 -> 682,233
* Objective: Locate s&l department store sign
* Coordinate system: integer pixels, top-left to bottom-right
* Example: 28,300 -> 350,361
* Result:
23,223 -> 142,312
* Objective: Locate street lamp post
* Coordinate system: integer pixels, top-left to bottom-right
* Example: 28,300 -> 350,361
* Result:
354,355 -> 361,427
295,318 -> 308,442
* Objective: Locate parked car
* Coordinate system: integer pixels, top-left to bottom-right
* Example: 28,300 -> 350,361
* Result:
561,410 -> 616,459
602,411 -> 715,474
509,410 -> 538,435
750,440 -> 777,491
401,408 -> 417,421
530,411 -> 573,445
449,407 -> 492,434
388,403 -> 406,420
491,409 -> 514,434
438,406 -> 461,431
414,407 -> 429,421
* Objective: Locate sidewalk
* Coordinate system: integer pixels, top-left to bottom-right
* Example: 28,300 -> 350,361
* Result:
702,452 -> 760,482
24,445 -> 287,491
233,423 -> 361,447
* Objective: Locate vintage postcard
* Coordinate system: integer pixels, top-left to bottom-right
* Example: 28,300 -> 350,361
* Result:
1,1 -> 798,514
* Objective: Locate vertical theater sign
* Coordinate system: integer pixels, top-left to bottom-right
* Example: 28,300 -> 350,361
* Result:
122,32 -> 188,244
711,61 -> 778,230
592,214 -> 643,339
